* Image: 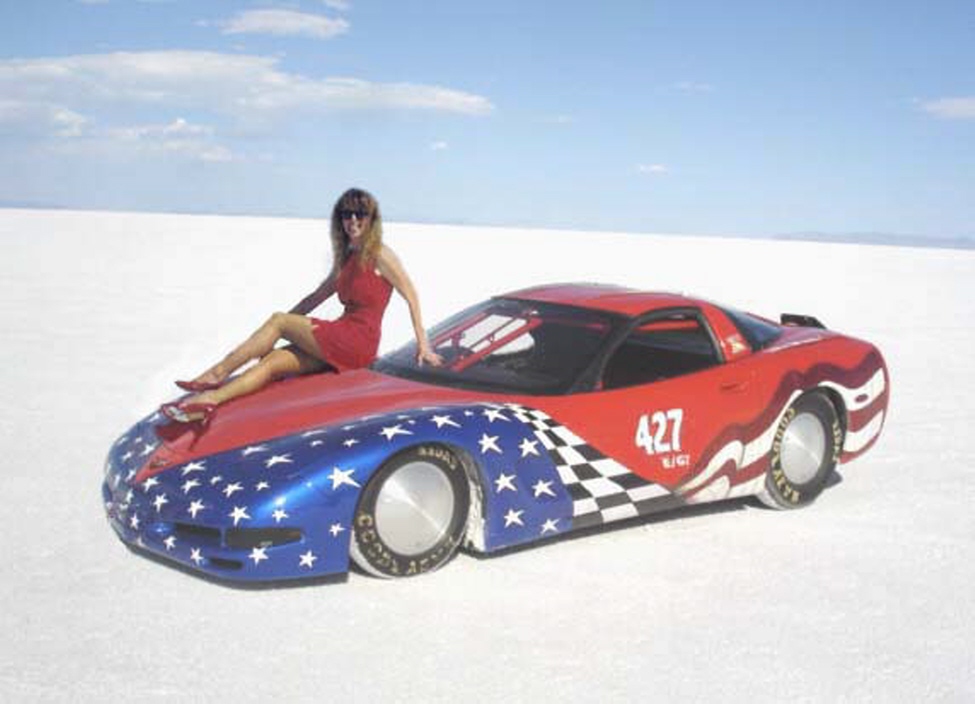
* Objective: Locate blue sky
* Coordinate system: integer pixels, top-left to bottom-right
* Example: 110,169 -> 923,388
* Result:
1,1 -> 972,240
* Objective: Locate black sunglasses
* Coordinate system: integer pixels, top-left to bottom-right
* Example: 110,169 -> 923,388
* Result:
340,209 -> 371,221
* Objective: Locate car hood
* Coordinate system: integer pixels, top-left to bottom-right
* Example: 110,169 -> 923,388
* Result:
143,369 -> 482,479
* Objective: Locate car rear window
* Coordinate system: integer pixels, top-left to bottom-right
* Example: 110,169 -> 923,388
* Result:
720,307 -> 782,350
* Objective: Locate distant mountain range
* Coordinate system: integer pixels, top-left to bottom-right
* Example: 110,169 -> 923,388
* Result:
1,201 -> 971,251
773,231 -> 975,250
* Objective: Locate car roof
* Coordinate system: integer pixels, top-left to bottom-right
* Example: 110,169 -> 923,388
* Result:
502,283 -> 701,317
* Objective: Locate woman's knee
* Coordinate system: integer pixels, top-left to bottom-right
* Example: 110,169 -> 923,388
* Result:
265,311 -> 289,331
262,347 -> 303,380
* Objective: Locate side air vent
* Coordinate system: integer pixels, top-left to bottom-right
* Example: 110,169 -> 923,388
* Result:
225,528 -> 303,550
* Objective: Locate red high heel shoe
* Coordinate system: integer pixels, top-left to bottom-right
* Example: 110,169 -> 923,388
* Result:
160,401 -> 218,428
175,379 -> 222,392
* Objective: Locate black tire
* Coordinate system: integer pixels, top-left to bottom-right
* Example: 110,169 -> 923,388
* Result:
350,445 -> 469,578
759,391 -> 843,509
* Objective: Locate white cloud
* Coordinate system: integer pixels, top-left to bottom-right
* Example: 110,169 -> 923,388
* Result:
0,100 -> 88,138
543,115 -> 574,125
921,97 -> 975,120
675,81 -> 714,94
323,0 -> 351,10
83,118 -> 237,163
430,141 -> 449,151
108,117 -> 213,141
221,9 -> 349,40
0,51 -> 494,118
637,164 -> 668,175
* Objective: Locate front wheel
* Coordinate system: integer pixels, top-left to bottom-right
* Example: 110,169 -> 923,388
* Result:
350,445 -> 469,578
758,392 -> 843,509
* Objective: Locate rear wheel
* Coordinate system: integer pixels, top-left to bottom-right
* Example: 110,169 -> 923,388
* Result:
758,392 -> 842,509
350,445 -> 469,578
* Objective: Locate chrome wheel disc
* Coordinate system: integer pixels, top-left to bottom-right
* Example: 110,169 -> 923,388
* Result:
780,412 -> 827,484
374,461 -> 455,556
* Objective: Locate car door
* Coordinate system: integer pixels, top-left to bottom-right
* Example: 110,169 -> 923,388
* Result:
540,306 -> 767,494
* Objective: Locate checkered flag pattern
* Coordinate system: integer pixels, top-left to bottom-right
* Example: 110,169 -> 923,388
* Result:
505,404 -> 675,530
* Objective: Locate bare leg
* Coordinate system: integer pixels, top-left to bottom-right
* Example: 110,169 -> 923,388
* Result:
186,346 -> 328,409
188,312 -> 324,385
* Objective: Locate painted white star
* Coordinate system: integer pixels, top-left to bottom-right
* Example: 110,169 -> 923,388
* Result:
223,482 -> 244,498
483,408 -> 511,423
328,466 -> 361,490
541,518 -> 560,535
519,438 -> 540,457
124,489 -> 134,504
249,546 -> 268,565
140,442 -> 158,457
299,551 -> 318,568
255,481 -> 271,491
180,461 -> 206,475
503,508 -> 525,527
181,478 -> 201,494
242,445 -> 269,457
329,523 -> 345,537
229,505 -> 251,526
188,500 -> 206,518
379,424 -> 413,441
272,508 -> 289,523
141,476 -> 159,493
310,440 -> 324,447
343,438 -> 359,448
494,473 -> 517,493
210,475 -> 223,485
431,414 -> 461,429
265,454 -> 293,468
122,451 -> 134,462
152,493 -> 169,512
163,535 -> 177,551
464,410 -> 475,417
130,513 -> 140,529
479,433 -> 502,454
190,548 -> 204,565
125,468 -> 137,482
533,480 -> 557,498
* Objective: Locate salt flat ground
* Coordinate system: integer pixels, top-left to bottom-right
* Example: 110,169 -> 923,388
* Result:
1,209 -> 972,702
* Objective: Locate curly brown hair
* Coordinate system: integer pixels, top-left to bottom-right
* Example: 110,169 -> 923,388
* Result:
330,188 -> 383,269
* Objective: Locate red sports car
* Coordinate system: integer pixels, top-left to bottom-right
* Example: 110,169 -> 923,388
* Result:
102,284 -> 888,580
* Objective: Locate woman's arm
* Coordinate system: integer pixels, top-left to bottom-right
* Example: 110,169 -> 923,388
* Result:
376,246 -> 442,366
289,264 -> 339,316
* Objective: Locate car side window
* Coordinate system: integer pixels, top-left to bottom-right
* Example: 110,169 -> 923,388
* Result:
601,314 -> 720,390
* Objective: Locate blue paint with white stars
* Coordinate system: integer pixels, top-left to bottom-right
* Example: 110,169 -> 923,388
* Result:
102,401 -> 575,582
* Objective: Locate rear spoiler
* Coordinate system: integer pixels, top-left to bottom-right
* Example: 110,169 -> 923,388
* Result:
781,313 -> 826,329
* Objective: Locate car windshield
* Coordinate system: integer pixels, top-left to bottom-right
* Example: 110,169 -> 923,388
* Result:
373,298 -> 620,394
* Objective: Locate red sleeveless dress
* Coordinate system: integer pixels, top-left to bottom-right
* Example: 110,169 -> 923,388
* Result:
310,255 -> 393,372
